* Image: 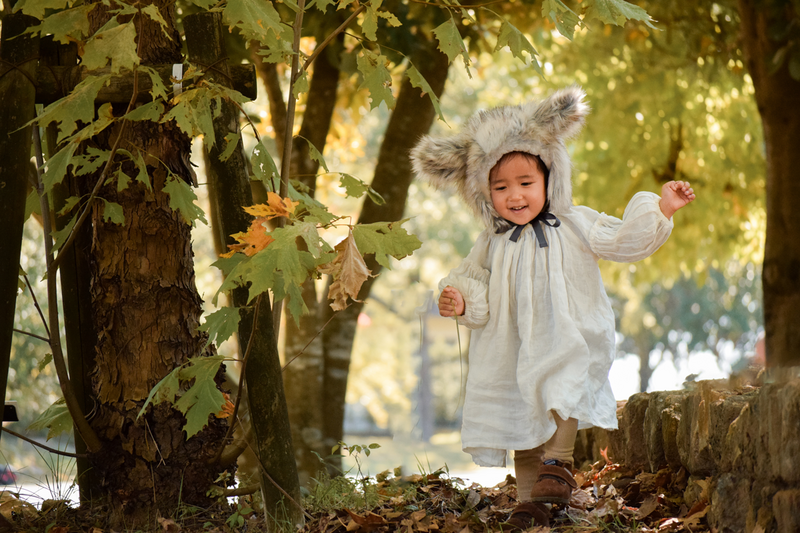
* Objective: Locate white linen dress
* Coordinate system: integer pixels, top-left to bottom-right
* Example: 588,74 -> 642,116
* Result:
438,192 -> 674,467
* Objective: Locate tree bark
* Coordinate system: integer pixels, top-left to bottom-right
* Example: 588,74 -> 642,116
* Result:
184,13 -> 302,527
320,42 -> 450,472
81,2 -> 229,524
0,9 -> 38,447
738,0 -> 800,367
282,45 -> 341,487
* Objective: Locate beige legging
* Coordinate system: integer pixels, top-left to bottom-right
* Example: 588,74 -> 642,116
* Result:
514,413 -> 578,501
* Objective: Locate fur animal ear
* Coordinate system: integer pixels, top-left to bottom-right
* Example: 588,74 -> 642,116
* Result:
410,133 -> 469,191
528,84 -> 589,141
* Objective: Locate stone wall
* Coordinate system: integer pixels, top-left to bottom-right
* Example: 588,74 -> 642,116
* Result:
574,377 -> 800,533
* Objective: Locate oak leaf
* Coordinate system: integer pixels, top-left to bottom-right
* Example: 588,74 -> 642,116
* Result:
322,232 -> 372,311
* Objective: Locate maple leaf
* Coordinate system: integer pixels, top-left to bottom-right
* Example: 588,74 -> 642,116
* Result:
222,218 -> 274,258
243,192 -> 299,220
322,231 -> 373,311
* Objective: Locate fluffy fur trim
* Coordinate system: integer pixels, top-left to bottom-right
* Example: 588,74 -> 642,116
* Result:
411,85 -> 589,232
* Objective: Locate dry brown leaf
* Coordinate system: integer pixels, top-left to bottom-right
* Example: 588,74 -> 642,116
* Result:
243,192 -> 298,220
657,517 -> 682,531
344,509 -> 386,532
221,218 -> 274,257
158,516 -> 181,532
326,232 -> 372,311
49,527 -> 69,533
684,506 -> 709,531
569,488 -> 593,510
636,494 -> 660,519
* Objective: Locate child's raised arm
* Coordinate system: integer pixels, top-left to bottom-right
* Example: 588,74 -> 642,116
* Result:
438,286 -> 465,317
659,180 -> 696,219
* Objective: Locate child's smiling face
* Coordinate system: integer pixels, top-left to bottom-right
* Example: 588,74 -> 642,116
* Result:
490,153 -> 547,226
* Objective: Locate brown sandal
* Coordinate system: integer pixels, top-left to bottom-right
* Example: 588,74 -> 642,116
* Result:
505,501 -> 550,530
529,459 -> 577,504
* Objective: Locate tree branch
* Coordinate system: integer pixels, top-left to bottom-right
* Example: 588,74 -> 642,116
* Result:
1,427 -> 87,459
294,4 -> 366,84
12,328 -> 49,343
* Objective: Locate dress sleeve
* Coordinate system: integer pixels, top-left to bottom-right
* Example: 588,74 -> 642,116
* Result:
588,191 -> 674,263
437,230 -> 491,329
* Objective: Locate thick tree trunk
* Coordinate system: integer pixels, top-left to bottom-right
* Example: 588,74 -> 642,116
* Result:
81,2 -> 228,524
321,43 -> 450,471
0,9 -> 38,447
738,0 -> 800,367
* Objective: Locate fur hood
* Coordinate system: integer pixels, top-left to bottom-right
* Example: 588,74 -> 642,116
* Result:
410,85 -> 589,233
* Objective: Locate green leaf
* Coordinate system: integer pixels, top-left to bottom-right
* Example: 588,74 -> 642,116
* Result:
495,21 -> 541,74
299,136 -> 328,172
198,307 -> 243,348
82,22 -> 139,73
28,398 -> 73,441
312,0 -> 335,12
292,70 -> 310,99
37,353 -> 53,373
255,28 -> 294,63
241,226 -> 317,303
25,189 -> 41,220
125,101 -> 165,122
223,0 -> 284,42
42,142 -> 78,193
101,199 -> 125,225
174,355 -> 227,438
584,0 -> 657,28
57,195 -> 81,216
406,65 -> 445,123
36,75 -> 112,144
14,0 -> 67,19
339,173 -> 385,204
137,366 -> 182,419
353,219 -> 422,269
542,0 -> 581,40
219,132 -> 241,162
251,142 -> 280,190
362,6 -> 380,41
52,211 -> 78,253
212,253 -> 248,277
34,4 -> 93,44
73,146 -> 110,177
357,50 -> 394,111
433,17 -> 471,71
140,66 -> 170,101
378,10 -> 401,27
163,175 -> 207,226
142,4 -> 169,38
134,150 -> 152,190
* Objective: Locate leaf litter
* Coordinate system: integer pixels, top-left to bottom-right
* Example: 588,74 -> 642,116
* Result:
0,458 -> 711,532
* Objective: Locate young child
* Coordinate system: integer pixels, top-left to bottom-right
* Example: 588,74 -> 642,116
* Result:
410,86 -> 695,528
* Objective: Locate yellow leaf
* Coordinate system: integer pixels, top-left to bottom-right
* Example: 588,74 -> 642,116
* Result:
325,231 -> 372,311
243,192 -> 299,220
222,217 -> 274,257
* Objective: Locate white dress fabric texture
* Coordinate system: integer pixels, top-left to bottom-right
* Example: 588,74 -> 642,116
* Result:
438,192 -> 674,467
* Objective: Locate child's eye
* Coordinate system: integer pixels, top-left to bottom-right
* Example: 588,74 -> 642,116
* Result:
521,181 -> 532,186
493,186 -> 506,191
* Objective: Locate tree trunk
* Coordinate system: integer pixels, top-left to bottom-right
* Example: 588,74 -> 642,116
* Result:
738,0 -> 800,367
82,2 -> 228,525
321,42 -> 450,472
184,13 -> 303,526
0,8 -> 38,447
282,45 -> 341,487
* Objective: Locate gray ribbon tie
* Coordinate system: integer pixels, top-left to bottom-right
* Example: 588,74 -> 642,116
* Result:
502,212 -> 561,247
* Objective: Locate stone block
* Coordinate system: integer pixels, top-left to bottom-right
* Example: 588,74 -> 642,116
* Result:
643,390 -> 686,472
708,473 -> 751,533
613,392 -> 650,470
677,384 -> 719,475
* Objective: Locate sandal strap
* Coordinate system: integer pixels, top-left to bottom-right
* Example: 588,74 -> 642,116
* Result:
536,464 -> 578,489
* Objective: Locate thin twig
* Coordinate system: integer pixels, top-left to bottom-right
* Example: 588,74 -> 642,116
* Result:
23,274 -> 51,340
12,328 -> 50,343
211,295 -> 262,465
294,4 -> 366,83
212,483 -> 261,497
1,427 -> 87,459
281,311 -> 336,372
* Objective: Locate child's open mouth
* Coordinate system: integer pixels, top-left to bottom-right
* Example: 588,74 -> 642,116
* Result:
510,206 -> 527,211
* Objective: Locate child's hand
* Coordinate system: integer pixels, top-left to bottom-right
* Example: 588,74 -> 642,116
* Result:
439,286 -> 465,317
659,180 -> 696,219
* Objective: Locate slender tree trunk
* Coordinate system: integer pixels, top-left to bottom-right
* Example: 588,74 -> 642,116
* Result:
82,2 -> 228,525
282,46 -> 341,487
0,7 -> 38,447
738,0 -> 800,367
321,42 -> 450,471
